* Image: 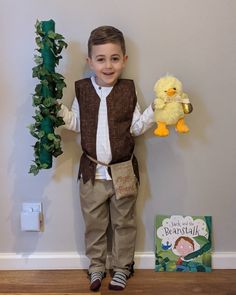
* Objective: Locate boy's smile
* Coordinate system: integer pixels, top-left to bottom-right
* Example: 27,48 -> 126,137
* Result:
87,43 -> 128,87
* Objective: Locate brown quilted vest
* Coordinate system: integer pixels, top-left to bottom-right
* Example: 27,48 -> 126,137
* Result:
75,78 -> 139,184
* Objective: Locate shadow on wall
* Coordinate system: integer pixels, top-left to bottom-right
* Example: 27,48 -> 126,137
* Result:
134,131 -> 153,253
8,40 -> 84,254
186,85 -> 211,145
124,37 -> 154,254
134,74 -> 212,252
53,40 -> 86,252
152,84 -> 212,215
54,39 -> 85,181
43,40 -> 85,253
8,94 -> 51,254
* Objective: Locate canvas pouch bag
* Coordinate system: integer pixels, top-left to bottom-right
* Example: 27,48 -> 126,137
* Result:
86,154 -> 137,200
110,158 -> 137,199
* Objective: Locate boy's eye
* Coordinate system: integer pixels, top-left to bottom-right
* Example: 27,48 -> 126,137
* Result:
97,58 -> 105,62
112,56 -> 120,62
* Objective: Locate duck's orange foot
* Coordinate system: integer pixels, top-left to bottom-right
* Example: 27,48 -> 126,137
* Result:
176,118 -> 189,133
154,122 -> 169,137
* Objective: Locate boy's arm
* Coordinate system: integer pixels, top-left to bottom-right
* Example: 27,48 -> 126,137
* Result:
59,98 -> 80,132
130,102 -> 155,136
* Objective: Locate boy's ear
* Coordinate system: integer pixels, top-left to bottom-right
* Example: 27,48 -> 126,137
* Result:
123,55 -> 128,67
86,57 -> 93,69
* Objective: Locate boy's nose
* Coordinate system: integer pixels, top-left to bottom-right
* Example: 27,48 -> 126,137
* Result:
105,60 -> 112,68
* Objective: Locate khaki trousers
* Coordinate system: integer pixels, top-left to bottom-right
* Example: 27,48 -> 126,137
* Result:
79,179 -> 138,276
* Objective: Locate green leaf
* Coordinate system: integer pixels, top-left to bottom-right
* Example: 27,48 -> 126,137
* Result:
38,130 -> 45,138
53,148 -> 63,157
30,132 -> 39,139
40,163 -> 49,169
38,67 -> 49,76
53,136 -> 60,143
35,20 -> 44,36
58,40 -> 68,49
32,95 -> 42,106
34,54 -> 43,65
41,108 -> 50,116
56,80 -> 66,91
52,72 -> 64,80
35,37 -> 43,49
32,66 -> 40,78
35,84 -> 42,94
47,31 -> 57,39
28,124 -> 36,132
41,79 -> 49,87
35,20 -> 40,30
55,117 -> 65,127
43,97 -> 55,107
193,236 -> 209,246
33,114 -> 43,122
42,143 -> 54,152
47,133 -> 55,141
29,164 -> 39,176
54,33 -> 64,40
33,141 -> 40,151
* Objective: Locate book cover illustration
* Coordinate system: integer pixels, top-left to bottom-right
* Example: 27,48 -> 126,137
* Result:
155,215 -> 212,272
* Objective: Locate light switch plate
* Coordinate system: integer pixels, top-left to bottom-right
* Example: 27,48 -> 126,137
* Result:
21,202 -> 43,231
22,202 -> 42,213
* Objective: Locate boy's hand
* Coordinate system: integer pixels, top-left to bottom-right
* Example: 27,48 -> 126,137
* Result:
58,104 -> 67,118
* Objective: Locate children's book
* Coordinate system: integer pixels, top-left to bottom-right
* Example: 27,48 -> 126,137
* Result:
155,215 -> 212,272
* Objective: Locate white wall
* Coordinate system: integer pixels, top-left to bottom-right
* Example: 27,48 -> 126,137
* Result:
1,0 -> 236,265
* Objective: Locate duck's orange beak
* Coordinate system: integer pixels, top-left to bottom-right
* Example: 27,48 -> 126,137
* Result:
166,88 -> 176,96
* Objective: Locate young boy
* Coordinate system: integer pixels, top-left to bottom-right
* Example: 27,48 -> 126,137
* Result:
60,26 -> 155,291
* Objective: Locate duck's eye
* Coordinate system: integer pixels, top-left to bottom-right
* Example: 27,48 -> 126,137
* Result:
173,88 -> 176,90
164,90 -> 167,93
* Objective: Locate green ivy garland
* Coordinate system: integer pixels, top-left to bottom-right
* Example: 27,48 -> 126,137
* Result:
29,19 -> 67,175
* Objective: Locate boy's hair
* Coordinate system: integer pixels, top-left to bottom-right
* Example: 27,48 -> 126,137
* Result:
88,25 -> 126,57
174,236 -> 195,250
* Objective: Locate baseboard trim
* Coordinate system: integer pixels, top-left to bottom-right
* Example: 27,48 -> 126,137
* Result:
0,252 -> 235,270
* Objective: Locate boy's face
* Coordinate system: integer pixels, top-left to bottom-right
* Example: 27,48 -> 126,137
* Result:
87,42 -> 128,87
175,238 -> 194,257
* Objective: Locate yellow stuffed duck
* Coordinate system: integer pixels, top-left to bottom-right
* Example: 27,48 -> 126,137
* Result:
153,75 -> 193,137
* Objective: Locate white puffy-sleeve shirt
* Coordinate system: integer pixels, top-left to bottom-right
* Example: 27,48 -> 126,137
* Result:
60,76 -> 155,179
